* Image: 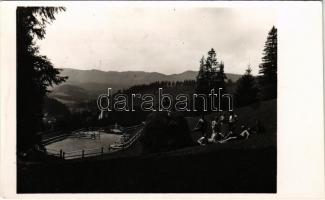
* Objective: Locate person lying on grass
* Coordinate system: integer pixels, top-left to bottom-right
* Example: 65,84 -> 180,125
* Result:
238,125 -> 250,139
217,124 -> 251,143
209,113 -> 232,143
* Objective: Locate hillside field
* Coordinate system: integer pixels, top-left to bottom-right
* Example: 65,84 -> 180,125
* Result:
18,99 -> 276,193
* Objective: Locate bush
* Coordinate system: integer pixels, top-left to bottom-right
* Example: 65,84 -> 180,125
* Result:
140,112 -> 194,153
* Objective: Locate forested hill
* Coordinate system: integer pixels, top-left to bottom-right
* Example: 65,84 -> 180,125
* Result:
57,68 -> 241,89
48,68 -> 241,106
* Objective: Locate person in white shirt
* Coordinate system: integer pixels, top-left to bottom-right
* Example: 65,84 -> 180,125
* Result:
209,116 -> 219,143
228,111 -> 238,137
196,115 -> 208,145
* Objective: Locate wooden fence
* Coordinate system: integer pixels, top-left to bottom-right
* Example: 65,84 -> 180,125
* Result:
42,124 -> 144,160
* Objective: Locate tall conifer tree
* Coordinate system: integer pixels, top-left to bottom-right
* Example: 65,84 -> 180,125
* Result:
259,26 -> 277,99
235,67 -> 259,107
17,7 -> 67,152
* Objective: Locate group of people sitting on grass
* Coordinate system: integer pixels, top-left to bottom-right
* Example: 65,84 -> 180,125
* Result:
195,111 -> 264,145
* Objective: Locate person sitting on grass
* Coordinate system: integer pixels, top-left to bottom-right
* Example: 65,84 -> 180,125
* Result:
238,125 -> 250,140
209,116 -> 222,143
219,113 -> 228,139
196,115 -> 208,145
227,111 -> 238,137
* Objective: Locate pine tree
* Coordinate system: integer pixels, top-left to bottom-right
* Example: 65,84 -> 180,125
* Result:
197,56 -> 205,79
235,67 -> 259,107
195,48 -> 227,113
206,48 -> 218,73
196,49 -> 227,93
212,61 -> 227,91
259,26 -> 277,99
17,7 -> 67,152
196,56 -> 209,94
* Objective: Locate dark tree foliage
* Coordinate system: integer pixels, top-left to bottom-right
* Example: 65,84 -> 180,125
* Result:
43,97 -> 70,117
259,26 -> 277,99
196,49 -> 227,93
235,67 -> 259,107
17,7 -> 67,152
123,79 -> 196,94
42,97 -> 72,131
195,48 -> 227,113
71,79 -> 198,128
140,112 -> 194,154
196,56 -> 209,94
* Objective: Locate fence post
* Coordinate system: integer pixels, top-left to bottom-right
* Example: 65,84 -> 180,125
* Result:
82,149 -> 84,159
60,149 -> 63,158
101,147 -> 104,156
62,152 -> 65,159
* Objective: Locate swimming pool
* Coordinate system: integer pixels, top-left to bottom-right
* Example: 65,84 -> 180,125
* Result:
45,131 -> 124,159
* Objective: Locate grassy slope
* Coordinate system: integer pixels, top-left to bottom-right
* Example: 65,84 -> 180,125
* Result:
188,98 -> 277,149
18,99 -> 276,193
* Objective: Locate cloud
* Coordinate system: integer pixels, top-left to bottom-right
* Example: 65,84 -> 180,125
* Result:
38,5 -> 276,75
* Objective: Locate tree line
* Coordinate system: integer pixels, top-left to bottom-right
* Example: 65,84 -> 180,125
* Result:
118,80 -> 196,94
235,26 -> 277,106
196,26 -> 277,108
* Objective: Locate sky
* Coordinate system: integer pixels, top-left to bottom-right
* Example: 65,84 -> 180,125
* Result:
37,5 -> 276,75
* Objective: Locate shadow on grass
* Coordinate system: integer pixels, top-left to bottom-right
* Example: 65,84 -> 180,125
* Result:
18,146 -> 276,193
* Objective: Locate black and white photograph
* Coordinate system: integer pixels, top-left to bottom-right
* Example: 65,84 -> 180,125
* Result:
0,1 -> 323,197
15,5 -> 277,193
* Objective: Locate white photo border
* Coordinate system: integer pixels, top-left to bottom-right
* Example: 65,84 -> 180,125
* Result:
0,1 -> 324,199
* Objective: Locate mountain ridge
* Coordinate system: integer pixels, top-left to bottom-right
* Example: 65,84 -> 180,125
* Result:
50,68 -> 241,106
58,68 -> 241,84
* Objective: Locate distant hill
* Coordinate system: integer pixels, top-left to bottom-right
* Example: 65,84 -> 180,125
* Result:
49,68 -> 241,106
58,68 -> 241,88
48,84 -> 91,106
